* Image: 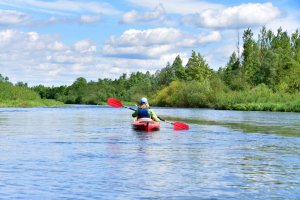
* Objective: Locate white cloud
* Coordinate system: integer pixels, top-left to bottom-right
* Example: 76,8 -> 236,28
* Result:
127,1 -> 282,30
0,1 -> 118,27
103,28 -> 221,59
80,15 -> 101,24
267,10 -> 300,34
0,28 -> 222,86
73,40 -> 97,53
182,2 -> 281,29
108,28 -> 183,46
0,29 -> 102,85
48,41 -> 67,51
0,0 -> 119,15
120,4 -> 166,24
199,31 -> 222,43
127,0 -> 224,14
0,10 -> 30,25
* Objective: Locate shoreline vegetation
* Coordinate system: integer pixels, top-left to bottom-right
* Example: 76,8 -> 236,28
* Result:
1,26 -> 300,112
0,82 -> 64,107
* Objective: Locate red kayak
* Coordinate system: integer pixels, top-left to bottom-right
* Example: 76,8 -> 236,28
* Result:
132,120 -> 160,132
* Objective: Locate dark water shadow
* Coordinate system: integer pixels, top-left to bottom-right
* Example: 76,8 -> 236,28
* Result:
162,116 -> 300,137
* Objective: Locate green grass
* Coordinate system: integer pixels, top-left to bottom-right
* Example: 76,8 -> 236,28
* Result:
0,99 -> 64,107
214,84 -> 300,112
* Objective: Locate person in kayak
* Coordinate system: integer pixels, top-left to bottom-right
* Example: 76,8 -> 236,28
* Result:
132,97 -> 160,122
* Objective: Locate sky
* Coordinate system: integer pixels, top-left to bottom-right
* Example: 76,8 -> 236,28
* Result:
0,0 -> 299,86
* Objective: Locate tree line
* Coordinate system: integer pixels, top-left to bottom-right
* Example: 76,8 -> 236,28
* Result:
1,26 -> 300,111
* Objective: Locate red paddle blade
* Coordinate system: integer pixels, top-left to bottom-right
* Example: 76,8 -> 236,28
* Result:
173,122 -> 189,130
107,98 -> 123,108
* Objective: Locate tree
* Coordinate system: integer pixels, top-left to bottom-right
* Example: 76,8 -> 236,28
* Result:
221,52 -> 245,90
155,62 -> 176,87
16,82 -> 28,87
0,74 -> 10,83
242,28 -> 260,86
171,55 -> 187,80
291,29 -> 300,62
185,50 -> 212,82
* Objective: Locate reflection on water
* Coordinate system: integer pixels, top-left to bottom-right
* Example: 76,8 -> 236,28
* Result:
162,111 -> 300,137
0,106 -> 299,199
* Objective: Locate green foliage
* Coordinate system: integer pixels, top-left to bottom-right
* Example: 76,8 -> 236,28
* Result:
219,52 -> 246,90
0,82 -> 40,100
151,81 -> 186,107
185,50 -> 213,82
0,82 -> 63,107
154,55 -> 187,88
215,84 -> 300,111
152,80 -> 214,108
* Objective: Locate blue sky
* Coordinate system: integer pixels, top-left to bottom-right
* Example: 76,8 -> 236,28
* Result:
0,0 -> 299,86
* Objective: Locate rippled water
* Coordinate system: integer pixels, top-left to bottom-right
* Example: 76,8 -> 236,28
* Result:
0,106 -> 299,199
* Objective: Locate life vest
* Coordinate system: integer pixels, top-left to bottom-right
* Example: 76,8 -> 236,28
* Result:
137,108 -> 150,119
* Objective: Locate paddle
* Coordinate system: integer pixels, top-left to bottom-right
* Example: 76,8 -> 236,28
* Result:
107,98 -> 189,130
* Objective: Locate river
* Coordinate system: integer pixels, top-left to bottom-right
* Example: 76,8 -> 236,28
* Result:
0,105 -> 299,199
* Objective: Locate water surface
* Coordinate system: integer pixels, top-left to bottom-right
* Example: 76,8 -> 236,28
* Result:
0,106 -> 299,199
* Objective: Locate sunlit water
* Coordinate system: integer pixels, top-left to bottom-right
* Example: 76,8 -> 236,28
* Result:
0,106 -> 299,199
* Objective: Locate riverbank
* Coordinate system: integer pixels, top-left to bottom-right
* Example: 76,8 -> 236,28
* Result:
151,82 -> 300,113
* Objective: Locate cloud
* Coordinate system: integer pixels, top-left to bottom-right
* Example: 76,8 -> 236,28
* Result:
267,10 -> 300,34
127,0 -> 224,14
79,15 -> 101,24
120,4 -> 166,24
182,2 -> 281,29
127,1 -> 282,29
73,40 -> 97,53
0,29 -> 101,85
0,0 -> 119,15
107,28 -> 182,46
0,28 -> 222,85
0,1 -> 117,27
103,28 -> 221,59
31,15 -> 101,27
0,10 -> 30,25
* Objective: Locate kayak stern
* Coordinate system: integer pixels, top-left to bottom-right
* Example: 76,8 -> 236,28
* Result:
132,120 -> 160,132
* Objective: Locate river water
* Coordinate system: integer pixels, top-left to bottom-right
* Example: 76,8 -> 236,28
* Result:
0,106 -> 299,199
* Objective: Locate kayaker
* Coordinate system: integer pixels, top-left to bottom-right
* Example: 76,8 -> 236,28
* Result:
132,97 -> 160,122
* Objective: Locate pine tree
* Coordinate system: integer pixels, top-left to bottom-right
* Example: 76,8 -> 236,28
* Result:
185,50 -> 212,82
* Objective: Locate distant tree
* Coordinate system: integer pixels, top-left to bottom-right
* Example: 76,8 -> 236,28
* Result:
185,50 -> 213,82
155,62 -> 176,87
15,82 -> 28,87
242,28 -> 260,86
221,52 -> 245,90
171,55 -> 187,80
291,29 -> 300,62
0,74 -> 10,83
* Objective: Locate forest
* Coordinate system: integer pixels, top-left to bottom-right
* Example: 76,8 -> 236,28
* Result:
1,26 -> 300,111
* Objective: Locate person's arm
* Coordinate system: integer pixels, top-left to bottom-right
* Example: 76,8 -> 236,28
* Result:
132,110 -> 138,117
149,109 -> 160,122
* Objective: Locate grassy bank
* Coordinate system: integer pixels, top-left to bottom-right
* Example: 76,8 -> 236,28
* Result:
151,82 -> 300,112
215,85 -> 300,112
0,82 -> 64,107
0,99 -> 64,107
